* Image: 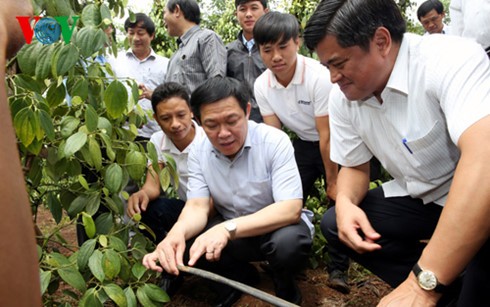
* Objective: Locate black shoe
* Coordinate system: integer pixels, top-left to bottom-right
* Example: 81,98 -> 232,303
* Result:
212,288 -> 242,307
328,269 -> 350,294
272,273 -> 302,305
158,272 -> 183,297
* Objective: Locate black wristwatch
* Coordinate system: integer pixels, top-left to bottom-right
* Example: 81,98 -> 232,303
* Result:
412,263 -> 448,293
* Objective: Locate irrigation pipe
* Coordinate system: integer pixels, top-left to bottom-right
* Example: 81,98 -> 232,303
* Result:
177,264 -> 300,307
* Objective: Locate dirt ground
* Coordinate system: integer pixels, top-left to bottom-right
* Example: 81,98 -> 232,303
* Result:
36,206 -> 392,306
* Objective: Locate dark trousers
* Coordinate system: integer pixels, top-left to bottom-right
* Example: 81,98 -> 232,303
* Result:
292,139 -> 325,202
321,187 -> 490,306
140,197 -> 185,243
191,215 -> 312,283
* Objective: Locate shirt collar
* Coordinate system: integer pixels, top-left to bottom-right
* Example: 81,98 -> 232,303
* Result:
241,33 -> 255,51
268,54 -> 305,88
125,48 -> 157,63
384,34 -> 410,95
178,25 -> 200,47
161,120 -> 200,154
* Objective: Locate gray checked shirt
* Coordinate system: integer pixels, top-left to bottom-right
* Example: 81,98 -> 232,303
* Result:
166,25 -> 227,94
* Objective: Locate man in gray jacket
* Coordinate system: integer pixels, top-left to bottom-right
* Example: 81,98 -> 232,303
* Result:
226,0 -> 269,123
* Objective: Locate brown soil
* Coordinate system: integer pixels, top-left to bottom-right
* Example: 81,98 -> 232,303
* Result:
36,206 -> 392,306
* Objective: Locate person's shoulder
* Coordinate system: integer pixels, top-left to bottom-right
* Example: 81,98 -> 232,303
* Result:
250,121 -> 289,144
149,130 -> 164,146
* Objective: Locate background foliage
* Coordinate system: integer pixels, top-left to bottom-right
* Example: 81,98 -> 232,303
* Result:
9,0 -> 423,305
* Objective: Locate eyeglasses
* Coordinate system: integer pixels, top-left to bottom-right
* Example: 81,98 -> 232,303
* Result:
421,15 -> 442,27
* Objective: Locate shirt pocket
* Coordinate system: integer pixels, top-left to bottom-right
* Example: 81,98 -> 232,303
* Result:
404,120 -> 460,181
235,178 -> 273,215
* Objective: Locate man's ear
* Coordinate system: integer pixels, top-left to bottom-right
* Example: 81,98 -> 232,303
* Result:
153,113 -> 157,121
264,7 -> 270,13
246,102 -> 251,120
373,27 -> 392,57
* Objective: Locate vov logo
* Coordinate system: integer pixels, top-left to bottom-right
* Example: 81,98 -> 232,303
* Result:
16,16 -> 80,45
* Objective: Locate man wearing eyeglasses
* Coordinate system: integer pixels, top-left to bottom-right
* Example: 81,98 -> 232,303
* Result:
417,0 -> 451,35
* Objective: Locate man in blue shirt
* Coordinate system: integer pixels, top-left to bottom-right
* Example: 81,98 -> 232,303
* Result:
143,77 -> 312,306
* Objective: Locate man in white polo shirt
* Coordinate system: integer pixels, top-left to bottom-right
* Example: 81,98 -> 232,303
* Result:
253,12 -> 350,293
127,82 -> 206,296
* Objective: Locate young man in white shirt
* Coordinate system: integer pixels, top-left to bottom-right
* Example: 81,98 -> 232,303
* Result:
253,12 -> 350,293
127,82 -> 205,295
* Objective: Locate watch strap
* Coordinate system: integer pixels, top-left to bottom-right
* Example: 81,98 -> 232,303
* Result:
412,263 -> 448,293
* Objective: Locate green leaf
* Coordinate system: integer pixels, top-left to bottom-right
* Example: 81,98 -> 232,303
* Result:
109,236 -> 127,252
40,270 -> 52,295
88,250 -> 105,282
164,153 -> 180,191
79,288 -> 104,307
143,283 -> 170,303
46,82 -> 67,108
77,238 -> 96,270
97,117 -> 113,136
136,286 -> 159,307
131,262 -> 146,280
70,78 -> 89,101
52,43 -> 80,77
159,168 -> 171,191
125,151 -> 147,181
102,249 -> 121,280
105,163 -> 123,193
78,174 -> 90,190
14,74 -> 45,93
82,212 -> 96,239
64,131 -> 88,157
85,104 -> 99,132
103,283 -> 127,307
124,287 -> 137,307
13,107 -> 36,146
67,194 -> 88,217
35,43 -> 57,79
85,192 -> 101,216
46,192 -> 63,224
100,4 -> 112,22
16,42 -> 42,76
146,141 -> 160,172
38,110 -> 55,141
60,116 -> 80,138
95,212 -> 114,235
99,235 -> 108,247
82,4 -> 102,26
104,80 -> 128,119
88,136 -> 103,171
75,26 -> 106,58
58,268 -> 87,292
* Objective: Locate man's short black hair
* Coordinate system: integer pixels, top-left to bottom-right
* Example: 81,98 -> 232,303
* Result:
124,13 -> 155,36
417,0 -> 444,21
167,0 -> 201,25
304,0 -> 406,52
235,0 -> 267,9
190,77 -> 249,122
151,82 -> 191,114
253,12 -> 299,46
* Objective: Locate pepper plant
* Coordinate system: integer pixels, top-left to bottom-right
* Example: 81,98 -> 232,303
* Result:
8,0 -> 177,305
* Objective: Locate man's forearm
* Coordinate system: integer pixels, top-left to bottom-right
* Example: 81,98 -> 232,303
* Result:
170,198 -> 210,240
336,162 -> 370,207
417,117 -> 490,285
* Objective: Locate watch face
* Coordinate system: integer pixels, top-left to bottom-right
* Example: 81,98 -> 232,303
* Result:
418,270 -> 437,290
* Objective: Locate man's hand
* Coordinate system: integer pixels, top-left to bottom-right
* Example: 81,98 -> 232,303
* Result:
126,190 -> 150,218
138,84 -> 153,100
378,273 -> 441,306
142,230 -> 186,276
188,224 -> 230,266
336,202 -> 381,253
